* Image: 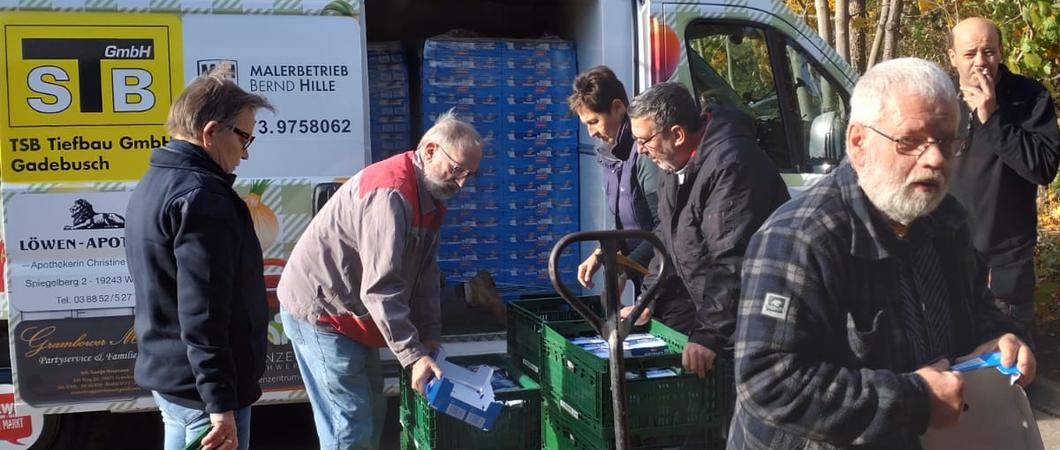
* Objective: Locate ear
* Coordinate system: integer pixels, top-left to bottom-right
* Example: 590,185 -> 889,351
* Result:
946,48 -> 958,69
202,121 -> 221,148
423,142 -> 437,161
846,123 -> 868,169
610,99 -> 626,116
670,124 -> 686,147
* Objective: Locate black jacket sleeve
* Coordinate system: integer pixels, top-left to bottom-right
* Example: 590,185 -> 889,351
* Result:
980,81 -> 1060,185
170,188 -> 242,413
688,160 -> 784,353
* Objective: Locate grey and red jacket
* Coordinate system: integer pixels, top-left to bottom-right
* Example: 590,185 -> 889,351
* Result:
277,151 -> 444,368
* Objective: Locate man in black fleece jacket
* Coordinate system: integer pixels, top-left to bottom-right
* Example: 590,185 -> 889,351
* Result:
628,82 -> 789,379
947,17 -> 1060,336
125,70 -> 273,450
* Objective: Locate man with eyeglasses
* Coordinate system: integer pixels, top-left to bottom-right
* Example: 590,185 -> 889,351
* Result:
626,82 -> 788,381
946,17 -> 1060,338
277,111 -> 482,449
728,58 -> 1035,450
125,69 -> 274,450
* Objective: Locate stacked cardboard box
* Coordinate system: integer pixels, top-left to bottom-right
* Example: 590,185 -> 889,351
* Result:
422,36 -> 580,286
367,42 -> 412,162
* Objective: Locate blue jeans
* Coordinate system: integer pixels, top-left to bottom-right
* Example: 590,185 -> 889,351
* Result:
152,391 -> 251,450
280,308 -> 385,450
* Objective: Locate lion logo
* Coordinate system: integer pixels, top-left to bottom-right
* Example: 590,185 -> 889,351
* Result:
64,199 -> 125,230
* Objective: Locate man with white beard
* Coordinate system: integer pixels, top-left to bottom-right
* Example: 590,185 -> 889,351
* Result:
277,111 -> 482,449
727,58 -> 1037,450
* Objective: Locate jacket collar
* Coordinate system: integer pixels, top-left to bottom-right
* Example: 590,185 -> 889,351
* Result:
837,163 -> 965,260
595,115 -> 635,163
679,104 -> 759,179
150,139 -> 236,186
410,151 -> 442,216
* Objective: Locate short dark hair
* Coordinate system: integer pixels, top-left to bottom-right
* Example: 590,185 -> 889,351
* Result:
628,82 -> 702,134
568,65 -> 629,114
166,67 -> 275,139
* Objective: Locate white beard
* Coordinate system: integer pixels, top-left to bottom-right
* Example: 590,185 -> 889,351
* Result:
858,157 -> 948,226
424,174 -> 458,201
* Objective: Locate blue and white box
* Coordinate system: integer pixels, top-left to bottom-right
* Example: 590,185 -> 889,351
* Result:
425,349 -> 504,431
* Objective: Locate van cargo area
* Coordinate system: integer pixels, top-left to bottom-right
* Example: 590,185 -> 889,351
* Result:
362,0 -> 625,290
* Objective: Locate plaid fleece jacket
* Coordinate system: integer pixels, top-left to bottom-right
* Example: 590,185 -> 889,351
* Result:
727,163 -> 1023,449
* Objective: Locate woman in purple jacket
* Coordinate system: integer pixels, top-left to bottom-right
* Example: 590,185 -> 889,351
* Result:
568,66 -> 661,297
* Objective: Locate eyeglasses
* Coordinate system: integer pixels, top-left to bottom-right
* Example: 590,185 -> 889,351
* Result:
230,126 -> 255,150
634,129 -> 664,151
864,125 -> 964,158
437,145 -> 476,179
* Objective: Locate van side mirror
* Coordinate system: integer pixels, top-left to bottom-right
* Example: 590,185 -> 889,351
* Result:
807,111 -> 844,174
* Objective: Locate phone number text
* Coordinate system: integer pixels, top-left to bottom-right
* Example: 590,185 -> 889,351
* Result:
69,293 -> 134,304
256,119 -> 353,135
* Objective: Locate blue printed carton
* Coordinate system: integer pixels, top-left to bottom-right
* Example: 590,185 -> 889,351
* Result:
425,349 -> 504,431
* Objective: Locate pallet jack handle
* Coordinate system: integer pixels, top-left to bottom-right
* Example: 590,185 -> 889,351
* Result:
548,230 -> 672,450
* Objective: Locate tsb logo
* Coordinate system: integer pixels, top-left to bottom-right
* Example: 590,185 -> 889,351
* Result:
4,22 -> 178,127
24,38 -> 156,114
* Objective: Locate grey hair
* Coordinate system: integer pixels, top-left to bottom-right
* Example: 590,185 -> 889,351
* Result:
849,57 -> 959,129
166,66 -> 274,139
628,82 -> 703,134
417,109 -> 483,155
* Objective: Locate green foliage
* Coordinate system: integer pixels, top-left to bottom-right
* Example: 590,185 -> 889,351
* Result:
1038,232 -> 1060,283
687,34 -> 775,104
903,0 -> 1060,107
792,1 -> 1060,109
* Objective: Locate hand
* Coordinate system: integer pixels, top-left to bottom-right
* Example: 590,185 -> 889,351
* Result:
201,410 -> 237,450
682,342 -> 716,379
411,355 -> 443,396
965,333 -> 1036,387
619,305 -> 652,326
959,70 -> 997,123
577,252 -> 602,288
915,359 -> 964,429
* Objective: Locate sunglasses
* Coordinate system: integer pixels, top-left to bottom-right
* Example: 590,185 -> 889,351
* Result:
230,126 -> 255,150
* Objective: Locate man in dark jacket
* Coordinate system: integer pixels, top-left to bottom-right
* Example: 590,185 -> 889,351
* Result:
125,70 -> 274,450
729,58 -> 1034,450
568,66 -> 661,295
947,17 -> 1060,336
627,82 -> 789,378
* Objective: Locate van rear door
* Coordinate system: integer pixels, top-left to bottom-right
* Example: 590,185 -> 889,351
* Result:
638,0 -> 858,189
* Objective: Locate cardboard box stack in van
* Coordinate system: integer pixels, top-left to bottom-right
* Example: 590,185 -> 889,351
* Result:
366,42 -> 412,162
424,34 -> 580,287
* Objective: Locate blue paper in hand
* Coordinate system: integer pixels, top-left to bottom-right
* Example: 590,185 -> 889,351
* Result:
951,352 -> 1022,383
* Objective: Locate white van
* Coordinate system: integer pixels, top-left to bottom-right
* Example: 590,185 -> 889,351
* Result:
0,0 -> 855,446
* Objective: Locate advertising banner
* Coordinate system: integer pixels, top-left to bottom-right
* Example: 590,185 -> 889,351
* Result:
182,14 -> 366,179
5,188 -> 133,312
0,11 -> 364,406
0,12 -> 183,183
12,316 -> 144,405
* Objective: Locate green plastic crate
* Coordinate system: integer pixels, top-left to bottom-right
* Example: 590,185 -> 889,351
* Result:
541,397 -> 724,450
506,295 -> 601,376
399,430 -> 415,450
399,353 -> 541,450
541,319 -> 733,436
